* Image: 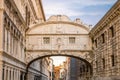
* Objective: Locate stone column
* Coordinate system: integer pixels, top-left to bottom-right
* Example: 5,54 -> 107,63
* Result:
14,70 -> 16,80
22,73 -> 25,80
0,0 -> 4,51
4,67 -> 6,80
16,70 -> 20,80
11,69 -> 13,80
7,68 -> 10,80
16,70 -> 18,80
18,70 -> 20,80
0,61 -> 3,80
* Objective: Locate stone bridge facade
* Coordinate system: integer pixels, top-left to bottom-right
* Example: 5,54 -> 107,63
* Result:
25,15 -> 93,65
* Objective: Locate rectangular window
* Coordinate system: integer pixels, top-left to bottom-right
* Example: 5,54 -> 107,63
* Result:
43,37 -> 50,44
86,65 -> 89,72
69,37 -> 75,44
102,33 -> 105,43
96,61 -> 98,72
110,26 -> 114,37
111,55 -> 115,66
95,39 -> 97,48
102,58 -> 105,68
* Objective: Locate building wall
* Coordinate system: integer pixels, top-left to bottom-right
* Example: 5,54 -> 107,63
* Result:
54,66 -> 60,80
90,1 -> 120,80
28,58 -> 50,80
69,58 -> 78,80
0,0 -> 45,80
67,57 -> 91,80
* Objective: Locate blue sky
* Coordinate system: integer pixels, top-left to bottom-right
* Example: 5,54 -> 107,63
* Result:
42,0 -> 117,26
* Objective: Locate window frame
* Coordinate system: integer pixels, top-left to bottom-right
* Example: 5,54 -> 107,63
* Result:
69,37 -> 76,44
43,37 -> 50,44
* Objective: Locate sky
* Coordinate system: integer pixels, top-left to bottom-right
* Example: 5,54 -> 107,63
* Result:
42,0 -> 117,26
50,56 -> 66,66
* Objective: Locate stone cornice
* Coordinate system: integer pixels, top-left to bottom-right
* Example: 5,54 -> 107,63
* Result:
27,21 -> 90,34
28,67 -> 48,77
3,61 -> 26,71
26,50 -> 92,52
0,51 -> 26,66
90,0 -> 120,37
26,33 -> 89,36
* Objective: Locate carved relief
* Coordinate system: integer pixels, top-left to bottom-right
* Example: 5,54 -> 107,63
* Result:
26,52 -> 33,63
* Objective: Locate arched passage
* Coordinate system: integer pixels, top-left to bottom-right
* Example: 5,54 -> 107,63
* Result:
25,54 -> 93,80
25,15 -> 93,80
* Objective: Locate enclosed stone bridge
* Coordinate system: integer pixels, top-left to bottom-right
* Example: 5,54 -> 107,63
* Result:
25,15 -> 93,65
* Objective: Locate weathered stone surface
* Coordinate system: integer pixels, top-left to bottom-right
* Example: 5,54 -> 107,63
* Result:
26,15 -> 92,64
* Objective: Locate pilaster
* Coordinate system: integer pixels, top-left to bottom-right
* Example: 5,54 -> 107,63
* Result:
14,70 -> 16,80
0,0 -> 4,51
11,69 -> 13,80
7,68 -> 10,80
4,67 -> 6,80
0,61 -> 3,80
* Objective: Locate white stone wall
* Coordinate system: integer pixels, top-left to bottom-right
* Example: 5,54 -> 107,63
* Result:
26,19 -> 91,51
90,1 -> 120,80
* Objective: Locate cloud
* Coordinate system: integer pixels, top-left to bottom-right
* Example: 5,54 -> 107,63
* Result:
42,0 -> 117,25
70,0 -> 117,6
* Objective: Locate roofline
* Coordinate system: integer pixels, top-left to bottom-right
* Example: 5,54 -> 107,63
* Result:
39,0 -> 46,21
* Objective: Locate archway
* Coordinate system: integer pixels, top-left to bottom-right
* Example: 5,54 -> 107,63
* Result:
25,54 -> 93,80
25,15 -> 93,80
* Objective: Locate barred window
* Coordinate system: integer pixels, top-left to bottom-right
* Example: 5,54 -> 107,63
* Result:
69,37 -> 75,44
96,61 -> 98,72
109,26 -> 114,38
111,55 -> 115,67
43,37 -> 50,44
102,58 -> 105,68
102,33 -> 105,43
95,39 -> 97,48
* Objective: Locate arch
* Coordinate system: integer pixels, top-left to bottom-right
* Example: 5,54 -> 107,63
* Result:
25,15 -> 93,80
25,50 -> 93,64
25,54 -> 93,80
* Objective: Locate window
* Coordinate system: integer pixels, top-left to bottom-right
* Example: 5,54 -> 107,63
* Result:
43,37 -> 50,44
96,61 -> 98,72
69,37 -> 75,44
102,34 -> 105,43
80,67 -> 82,73
110,26 -> 114,37
95,39 -> 97,48
111,55 -> 115,66
102,58 -> 105,68
86,65 -> 89,72
82,65 -> 85,72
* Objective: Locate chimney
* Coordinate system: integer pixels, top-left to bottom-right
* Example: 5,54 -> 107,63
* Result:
75,18 -> 82,24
